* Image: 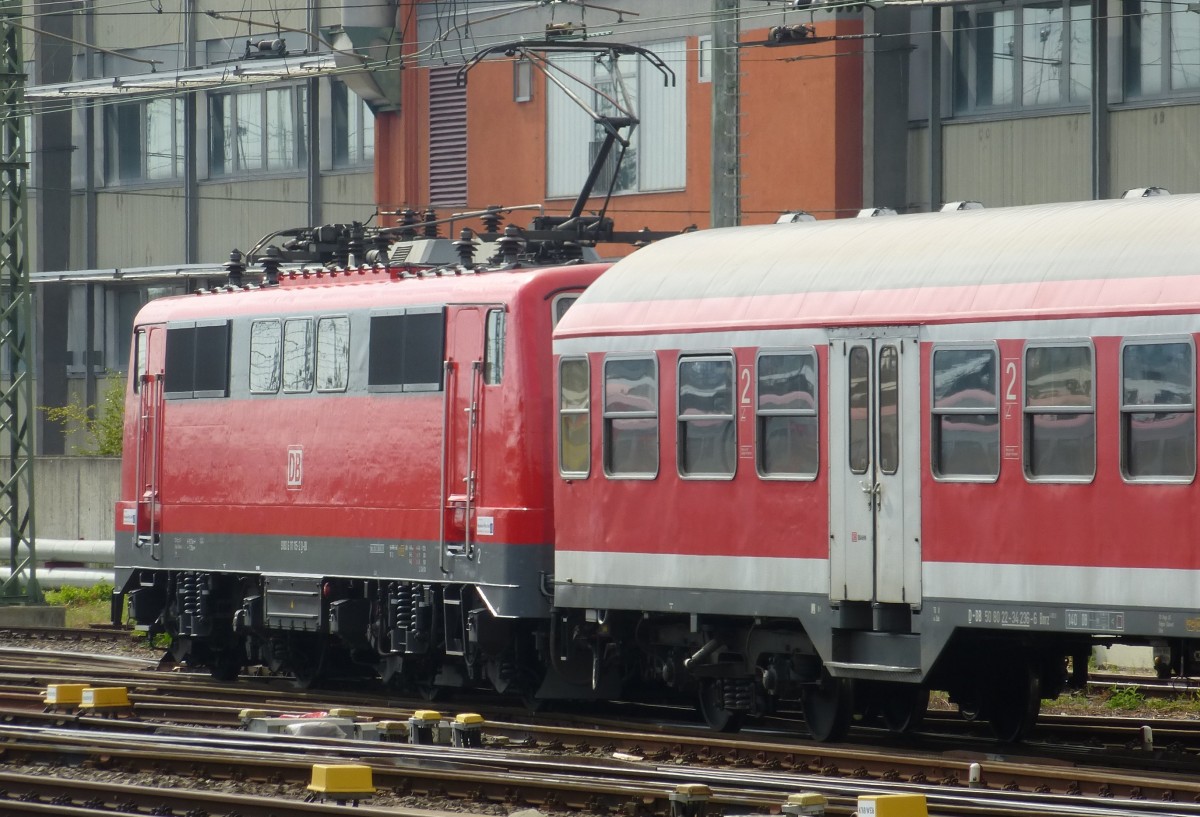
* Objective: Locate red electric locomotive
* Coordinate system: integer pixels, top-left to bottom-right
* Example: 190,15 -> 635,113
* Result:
550,191 -> 1200,741
112,213 -> 623,697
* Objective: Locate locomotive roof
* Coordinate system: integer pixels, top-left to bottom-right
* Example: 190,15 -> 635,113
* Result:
555,194 -> 1200,338
134,262 -> 607,324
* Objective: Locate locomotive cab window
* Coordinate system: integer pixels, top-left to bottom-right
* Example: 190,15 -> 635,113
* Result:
756,350 -> 818,479
484,309 -> 506,385
678,354 -> 736,478
164,320 -> 230,399
552,293 -> 580,326
1120,339 -> 1196,481
559,357 -> 590,477
932,346 -> 1000,480
603,355 -> 658,478
1024,342 -> 1095,481
368,307 -> 446,392
133,328 -> 148,393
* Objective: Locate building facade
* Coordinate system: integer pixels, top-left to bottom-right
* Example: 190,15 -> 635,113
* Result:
22,0 -> 1200,453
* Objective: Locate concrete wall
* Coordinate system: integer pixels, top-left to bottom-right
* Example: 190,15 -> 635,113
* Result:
0,457 -> 120,540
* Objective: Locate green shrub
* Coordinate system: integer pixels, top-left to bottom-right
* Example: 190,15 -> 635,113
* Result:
1106,686 -> 1146,710
45,582 -> 114,607
40,374 -> 125,456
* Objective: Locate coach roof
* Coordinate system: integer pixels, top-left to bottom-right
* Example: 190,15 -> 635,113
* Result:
556,194 -> 1200,337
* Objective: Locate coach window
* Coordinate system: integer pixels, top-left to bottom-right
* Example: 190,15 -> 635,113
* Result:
932,346 -> 1000,480
603,355 -> 658,477
316,316 -> 350,392
678,355 -> 736,478
848,346 -> 871,474
1120,339 -> 1196,481
249,320 -> 281,393
485,309 -> 506,385
559,357 -> 590,476
757,350 -> 818,479
133,328 -> 148,393
282,318 -> 314,393
1024,342 -> 1095,480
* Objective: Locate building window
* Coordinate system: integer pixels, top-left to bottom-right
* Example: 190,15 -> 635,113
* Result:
208,85 -> 308,176
698,35 -> 713,83
250,320 -> 282,393
1024,342 -> 1095,480
104,97 -> 184,183
603,355 -> 658,477
678,355 -> 735,478
332,80 -> 374,167
1124,0 -> 1200,96
756,350 -> 818,479
514,58 -> 533,102
1120,339 -> 1195,481
931,346 -> 1000,479
316,316 -> 350,392
953,1 -> 1092,113
559,357 -> 590,477
546,39 -> 687,198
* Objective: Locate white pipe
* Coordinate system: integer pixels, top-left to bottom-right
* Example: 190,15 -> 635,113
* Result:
32,539 -> 114,564
0,567 -> 113,589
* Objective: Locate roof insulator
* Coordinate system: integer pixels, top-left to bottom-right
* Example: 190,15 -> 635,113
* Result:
224,249 -> 245,287
423,207 -> 439,238
497,224 -> 525,265
454,228 -> 476,268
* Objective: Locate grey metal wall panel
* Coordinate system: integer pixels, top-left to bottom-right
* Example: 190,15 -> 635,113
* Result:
1111,105 -> 1200,196
95,191 -> 186,268
195,179 -> 308,260
942,115 -> 1090,207
906,126 -> 929,212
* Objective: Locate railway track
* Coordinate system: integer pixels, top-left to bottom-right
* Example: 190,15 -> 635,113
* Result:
3,636 -> 1200,814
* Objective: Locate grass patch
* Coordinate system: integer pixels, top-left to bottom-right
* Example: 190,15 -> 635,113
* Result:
44,583 -> 115,629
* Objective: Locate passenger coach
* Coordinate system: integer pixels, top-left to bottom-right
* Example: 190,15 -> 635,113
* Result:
551,193 -> 1200,741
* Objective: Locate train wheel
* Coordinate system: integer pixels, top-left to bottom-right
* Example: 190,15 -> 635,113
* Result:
881,686 -> 928,734
697,679 -> 744,733
208,648 -> 242,682
986,661 -> 1040,742
802,672 -> 852,742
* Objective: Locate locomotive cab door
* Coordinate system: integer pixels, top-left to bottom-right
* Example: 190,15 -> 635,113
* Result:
440,304 -> 503,566
828,329 -> 922,615
132,324 -> 166,565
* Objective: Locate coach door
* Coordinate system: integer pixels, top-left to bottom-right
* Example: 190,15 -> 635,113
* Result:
133,325 -> 165,563
829,329 -> 922,609
440,304 -> 498,565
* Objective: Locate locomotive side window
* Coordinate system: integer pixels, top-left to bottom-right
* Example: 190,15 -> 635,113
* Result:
249,320 -> 281,393
484,309 -> 506,385
603,355 -> 658,477
931,346 -> 1000,479
367,308 -> 446,392
1120,339 -> 1196,481
678,355 -> 736,478
165,320 -> 230,399
1024,342 -> 1095,480
559,357 -> 590,477
282,318 -> 314,393
316,316 -> 350,392
756,350 -> 818,479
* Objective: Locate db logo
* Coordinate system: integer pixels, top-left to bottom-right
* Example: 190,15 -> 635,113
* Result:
287,446 -> 303,489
